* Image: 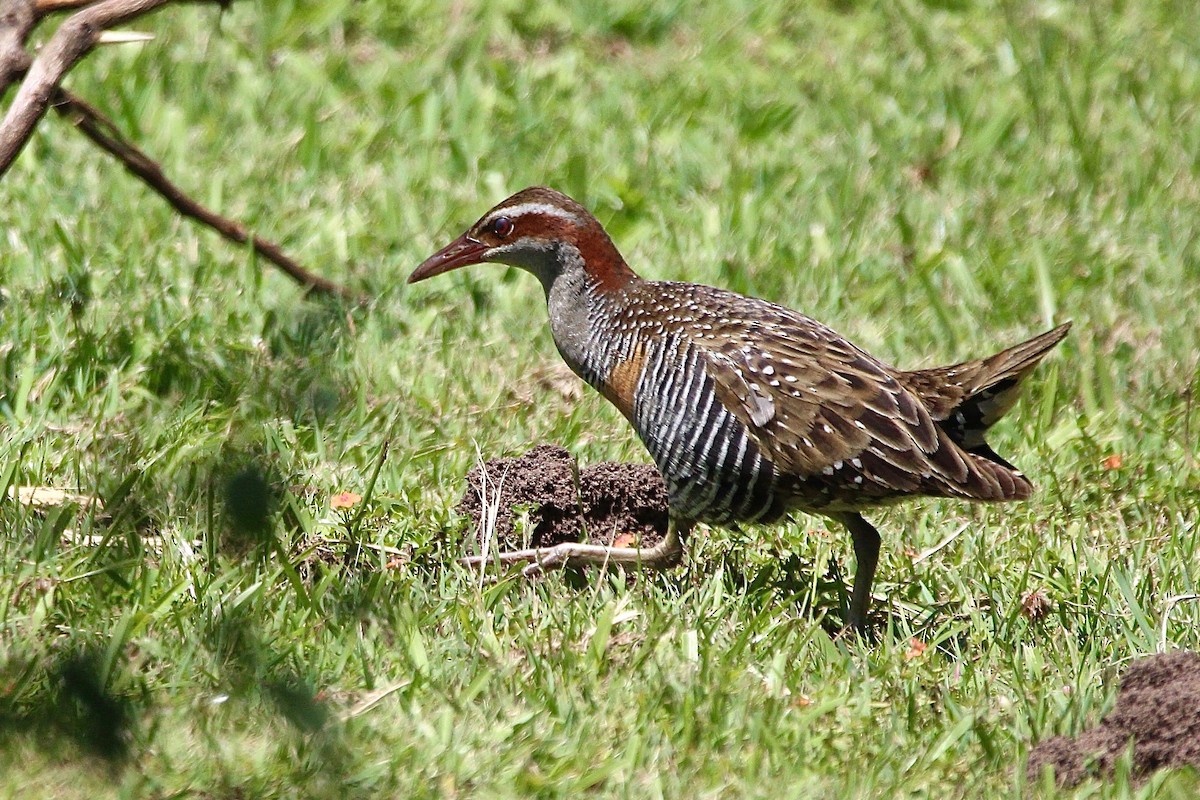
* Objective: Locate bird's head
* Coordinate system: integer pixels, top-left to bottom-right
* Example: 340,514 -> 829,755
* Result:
408,186 -> 635,293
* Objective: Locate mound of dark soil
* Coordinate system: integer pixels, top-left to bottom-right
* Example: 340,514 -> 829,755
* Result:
1027,650 -> 1200,786
457,444 -> 668,550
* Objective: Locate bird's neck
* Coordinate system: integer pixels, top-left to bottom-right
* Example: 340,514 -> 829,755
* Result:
544,244 -> 644,393
579,227 -> 639,292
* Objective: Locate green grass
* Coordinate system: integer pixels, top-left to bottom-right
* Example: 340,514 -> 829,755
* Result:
2,0 -> 1199,796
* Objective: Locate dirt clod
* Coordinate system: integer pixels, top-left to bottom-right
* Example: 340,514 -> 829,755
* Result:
457,445 -> 669,550
1027,650 -> 1200,786
457,444 -> 583,548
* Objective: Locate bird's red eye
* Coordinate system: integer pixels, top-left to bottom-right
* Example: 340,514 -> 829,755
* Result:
490,216 -> 514,238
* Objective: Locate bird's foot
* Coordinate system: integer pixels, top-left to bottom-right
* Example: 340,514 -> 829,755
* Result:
459,520 -> 689,578
459,543 -> 575,577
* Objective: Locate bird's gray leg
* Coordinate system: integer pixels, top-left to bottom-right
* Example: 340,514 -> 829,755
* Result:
461,518 -> 692,576
829,512 -> 881,634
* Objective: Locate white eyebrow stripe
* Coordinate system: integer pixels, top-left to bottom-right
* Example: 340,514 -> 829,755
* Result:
489,202 -> 580,225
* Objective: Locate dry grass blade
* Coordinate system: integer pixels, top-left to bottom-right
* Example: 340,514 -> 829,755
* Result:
911,522 -> 969,564
9,485 -> 104,510
95,29 -> 153,44
470,442 -> 508,587
338,680 -> 413,721
1160,594 -> 1200,653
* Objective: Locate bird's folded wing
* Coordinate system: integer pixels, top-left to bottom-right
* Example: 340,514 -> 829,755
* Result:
702,328 -> 955,490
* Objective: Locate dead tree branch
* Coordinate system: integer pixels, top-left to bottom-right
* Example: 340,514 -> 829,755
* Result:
0,0 -> 35,91
35,0 -> 105,13
0,0 -> 176,175
53,89 -> 363,302
0,0 -> 359,300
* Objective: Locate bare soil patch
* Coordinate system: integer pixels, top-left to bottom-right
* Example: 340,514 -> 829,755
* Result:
1027,650 -> 1200,786
457,444 -> 669,549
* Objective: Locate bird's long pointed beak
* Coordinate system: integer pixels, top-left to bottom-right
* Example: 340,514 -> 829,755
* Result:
408,233 -> 489,284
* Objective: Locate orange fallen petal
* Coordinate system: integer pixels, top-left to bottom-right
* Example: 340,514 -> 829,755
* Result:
331,491 -> 363,509
1102,454 -> 1123,470
612,533 -> 638,548
904,637 -> 928,660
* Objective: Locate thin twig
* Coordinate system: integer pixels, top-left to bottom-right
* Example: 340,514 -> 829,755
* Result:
53,89 -> 362,301
35,0 -> 102,13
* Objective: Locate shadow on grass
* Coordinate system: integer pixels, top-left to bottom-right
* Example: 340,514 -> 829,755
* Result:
205,610 -> 355,788
223,464 -> 278,553
0,645 -> 139,774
